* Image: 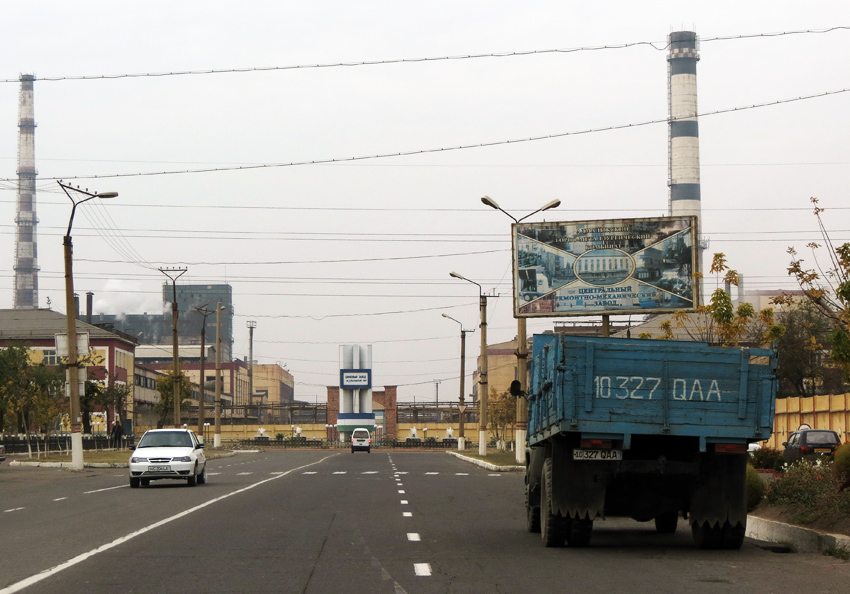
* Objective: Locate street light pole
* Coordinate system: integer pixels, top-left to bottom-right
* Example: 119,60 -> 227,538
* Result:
442,313 -> 473,451
450,272 -> 489,457
160,267 -> 187,428
58,181 -> 118,470
195,305 -> 215,440
481,195 -> 560,463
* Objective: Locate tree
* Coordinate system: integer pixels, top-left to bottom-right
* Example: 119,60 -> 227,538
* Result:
786,197 -> 850,378
154,369 -> 192,427
488,387 -> 517,448
663,254 -> 784,346
775,300 -> 845,398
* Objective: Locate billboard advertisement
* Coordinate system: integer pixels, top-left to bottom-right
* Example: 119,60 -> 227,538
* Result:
513,216 -> 698,317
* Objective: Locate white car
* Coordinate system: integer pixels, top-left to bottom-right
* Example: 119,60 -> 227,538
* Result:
351,428 -> 372,453
129,428 -> 206,488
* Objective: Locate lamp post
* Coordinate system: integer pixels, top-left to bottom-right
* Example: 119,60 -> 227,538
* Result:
481,195 -> 560,463
58,181 -> 118,470
442,313 -> 473,450
450,271 -> 489,457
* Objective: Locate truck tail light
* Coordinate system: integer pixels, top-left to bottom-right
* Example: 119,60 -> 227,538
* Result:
715,444 -> 747,454
580,438 -> 612,450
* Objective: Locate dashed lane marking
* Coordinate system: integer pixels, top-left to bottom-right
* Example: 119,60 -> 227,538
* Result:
362,471 -> 379,474
53,498 -> 67,502
398,490 -> 406,494
403,512 -> 412,517
207,472 -> 221,476
4,508 -> 25,513
303,471 -> 317,474
333,471 -> 347,475
425,472 -> 439,475
85,485 -> 128,494
414,563 -> 432,577
407,533 -> 421,542
455,473 -> 469,476
400,500 -> 409,505
237,472 -> 253,476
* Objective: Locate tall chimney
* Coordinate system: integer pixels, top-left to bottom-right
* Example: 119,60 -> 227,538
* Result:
13,74 -> 39,309
667,31 -> 701,221
86,292 -> 93,324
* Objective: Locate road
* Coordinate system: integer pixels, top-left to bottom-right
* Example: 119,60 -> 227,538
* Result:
2,450 -> 849,593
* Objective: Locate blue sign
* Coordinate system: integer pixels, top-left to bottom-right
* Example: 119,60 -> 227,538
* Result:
340,369 -> 371,389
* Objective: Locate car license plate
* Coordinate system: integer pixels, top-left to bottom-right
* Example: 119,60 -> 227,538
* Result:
148,465 -> 170,472
814,448 -> 831,453
573,449 -> 622,461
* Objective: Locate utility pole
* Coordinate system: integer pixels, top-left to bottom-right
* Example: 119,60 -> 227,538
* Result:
160,267 -> 187,428
247,320 -> 256,429
214,302 -> 222,448
478,292 -> 489,456
515,317 -> 528,463
195,305 -> 215,440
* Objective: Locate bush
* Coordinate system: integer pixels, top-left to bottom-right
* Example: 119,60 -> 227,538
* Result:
834,443 -> 850,482
746,464 -> 766,511
276,433 -> 284,440
750,447 -> 782,470
766,459 -> 838,507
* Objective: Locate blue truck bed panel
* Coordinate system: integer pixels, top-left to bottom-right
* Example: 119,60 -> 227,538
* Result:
527,334 -> 777,447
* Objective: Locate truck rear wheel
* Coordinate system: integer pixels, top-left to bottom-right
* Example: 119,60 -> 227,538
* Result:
720,521 -> 746,549
540,458 -> 567,547
654,511 -> 679,534
526,483 -> 540,533
692,521 -> 722,549
566,517 -> 593,547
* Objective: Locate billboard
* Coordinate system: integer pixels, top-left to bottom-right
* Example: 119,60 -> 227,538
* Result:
512,216 -> 698,317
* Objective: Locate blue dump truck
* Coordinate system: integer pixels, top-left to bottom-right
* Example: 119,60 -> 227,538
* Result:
524,334 -> 777,549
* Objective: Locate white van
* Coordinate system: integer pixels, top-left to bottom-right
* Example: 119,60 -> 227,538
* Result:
351,428 -> 372,453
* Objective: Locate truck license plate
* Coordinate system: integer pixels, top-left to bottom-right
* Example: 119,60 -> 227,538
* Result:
573,449 -> 622,461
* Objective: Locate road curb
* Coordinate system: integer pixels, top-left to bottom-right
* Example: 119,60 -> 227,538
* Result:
747,514 -> 850,553
446,450 -> 524,472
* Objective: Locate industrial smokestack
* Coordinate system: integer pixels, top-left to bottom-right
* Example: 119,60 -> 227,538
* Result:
13,74 -> 40,309
667,31 -> 701,221
86,292 -> 93,324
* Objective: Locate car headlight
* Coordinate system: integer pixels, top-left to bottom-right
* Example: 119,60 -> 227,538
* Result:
130,457 -> 148,463
172,456 -> 191,462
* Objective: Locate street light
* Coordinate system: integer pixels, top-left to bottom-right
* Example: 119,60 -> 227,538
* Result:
480,195 -> 561,463
58,181 -> 118,470
449,271 -> 489,457
442,313 -> 473,451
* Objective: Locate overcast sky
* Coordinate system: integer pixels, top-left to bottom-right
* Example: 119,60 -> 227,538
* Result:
1,2 -> 849,404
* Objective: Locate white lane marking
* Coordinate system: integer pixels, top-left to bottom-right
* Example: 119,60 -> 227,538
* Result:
53,498 -> 68,502
0,454 -> 339,594
207,472 -> 221,476
414,563 -> 432,577
303,471 -> 317,475
407,533 -> 421,542
488,474 -> 501,477
362,471 -> 379,474
4,508 -> 25,513
395,471 -> 408,475
403,512 -> 412,517
237,472 -> 253,476
455,473 -> 469,476
400,500 -> 408,505
398,490 -> 405,494
270,472 -> 285,475
425,472 -> 439,475
333,471 -> 347,475
84,485 -> 128,494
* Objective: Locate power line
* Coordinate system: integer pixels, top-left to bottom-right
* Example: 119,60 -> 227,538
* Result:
4,27 -> 844,83
20,87 -> 849,183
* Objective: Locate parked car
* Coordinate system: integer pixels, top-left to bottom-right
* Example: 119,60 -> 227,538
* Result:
350,428 -> 372,453
782,429 -> 841,461
129,428 -> 206,488
0,444 -> 6,464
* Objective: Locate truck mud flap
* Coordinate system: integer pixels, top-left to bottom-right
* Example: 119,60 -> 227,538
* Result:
689,453 -> 747,529
551,441 -> 605,520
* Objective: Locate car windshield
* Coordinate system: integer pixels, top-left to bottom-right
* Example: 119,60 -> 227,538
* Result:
807,432 -> 838,445
137,432 -> 193,448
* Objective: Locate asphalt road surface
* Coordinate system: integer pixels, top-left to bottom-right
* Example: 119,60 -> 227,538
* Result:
2,450 -> 850,594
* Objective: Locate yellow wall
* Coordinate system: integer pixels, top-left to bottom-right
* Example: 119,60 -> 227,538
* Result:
764,394 -> 850,449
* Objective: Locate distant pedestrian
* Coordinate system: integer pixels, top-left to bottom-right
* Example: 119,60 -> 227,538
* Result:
111,420 -> 124,449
